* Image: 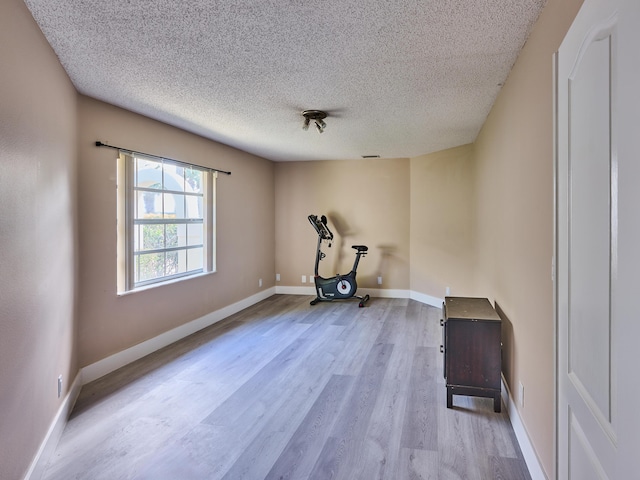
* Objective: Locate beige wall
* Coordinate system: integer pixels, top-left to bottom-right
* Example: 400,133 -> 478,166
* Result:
275,159 -> 410,291
0,0 -> 78,479
410,144 -> 477,299
472,0 -> 583,476
77,96 -> 275,366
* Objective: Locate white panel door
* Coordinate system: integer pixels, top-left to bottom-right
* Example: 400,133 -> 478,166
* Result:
556,0 -> 640,478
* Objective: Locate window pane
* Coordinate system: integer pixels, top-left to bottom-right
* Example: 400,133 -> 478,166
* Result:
163,163 -> 184,191
176,224 -> 188,247
187,247 -> 203,271
141,224 -> 165,250
187,223 -> 203,246
186,168 -> 203,194
176,249 -> 188,274
137,191 -> 162,218
136,158 -> 162,189
185,196 -> 203,219
137,252 -> 165,282
165,251 -> 179,276
165,224 -> 179,248
163,193 -> 185,219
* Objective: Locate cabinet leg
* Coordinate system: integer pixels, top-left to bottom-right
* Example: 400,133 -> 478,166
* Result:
447,387 -> 453,408
494,393 -> 501,413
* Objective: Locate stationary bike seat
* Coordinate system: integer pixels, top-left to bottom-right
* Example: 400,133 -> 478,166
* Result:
352,245 -> 368,252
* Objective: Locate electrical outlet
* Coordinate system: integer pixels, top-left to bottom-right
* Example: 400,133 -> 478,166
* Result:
377,276 -> 382,285
258,278 -> 262,288
519,381 -> 525,408
301,275 -> 306,283
58,375 -> 63,398
445,286 -> 451,296
276,273 -> 280,281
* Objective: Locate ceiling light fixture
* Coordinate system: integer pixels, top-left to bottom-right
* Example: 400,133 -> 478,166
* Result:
302,110 -> 327,133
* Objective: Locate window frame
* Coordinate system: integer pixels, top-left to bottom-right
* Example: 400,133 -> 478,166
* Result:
117,152 -> 216,293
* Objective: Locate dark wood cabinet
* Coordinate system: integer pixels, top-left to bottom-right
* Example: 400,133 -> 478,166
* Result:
442,296 -> 502,412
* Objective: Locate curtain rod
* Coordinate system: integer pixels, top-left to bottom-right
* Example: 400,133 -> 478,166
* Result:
95,141 -> 231,175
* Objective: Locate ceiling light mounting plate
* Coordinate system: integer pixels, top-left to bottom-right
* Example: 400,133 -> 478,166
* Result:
302,110 -> 327,121
302,110 -> 328,133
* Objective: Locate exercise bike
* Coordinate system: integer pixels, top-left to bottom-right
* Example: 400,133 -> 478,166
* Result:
308,214 -> 370,307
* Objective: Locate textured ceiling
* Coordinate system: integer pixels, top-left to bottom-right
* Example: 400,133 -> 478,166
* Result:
24,0 -> 545,161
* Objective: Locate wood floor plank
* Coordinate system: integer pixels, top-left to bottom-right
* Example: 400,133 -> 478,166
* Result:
468,401 -> 520,459
417,301 -> 444,349
46,377 -> 228,480
437,403 -> 482,478
195,318 -> 347,477
400,346 -> 439,451
173,322 -> 310,386
356,301 -> 424,480
263,374 -> 354,480
202,339 -> 309,427
133,440 -> 213,480
488,455 -> 533,480
217,333 -> 349,479
399,448 -> 440,480
71,317 -> 243,416
202,318 -> 341,429
307,342 -> 394,480
332,301 -> 391,376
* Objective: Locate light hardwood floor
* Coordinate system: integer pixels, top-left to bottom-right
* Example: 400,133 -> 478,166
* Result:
43,295 -> 531,480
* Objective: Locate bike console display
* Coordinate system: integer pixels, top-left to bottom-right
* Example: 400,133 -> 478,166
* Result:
308,214 -> 333,242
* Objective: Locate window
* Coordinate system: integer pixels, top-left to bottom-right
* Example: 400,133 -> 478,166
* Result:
117,152 -> 215,292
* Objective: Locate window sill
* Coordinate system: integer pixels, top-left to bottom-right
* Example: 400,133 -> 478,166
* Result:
117,270 -> 216,297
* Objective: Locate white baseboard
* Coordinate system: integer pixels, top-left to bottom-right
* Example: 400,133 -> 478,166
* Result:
501,375 -> 547,480
24,371 -> 82,480
275,285 -> 444,308
274,286 -> 413,298
409,290 -> 443,308
275,285 -> 316,295
82,287 -> 276,384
